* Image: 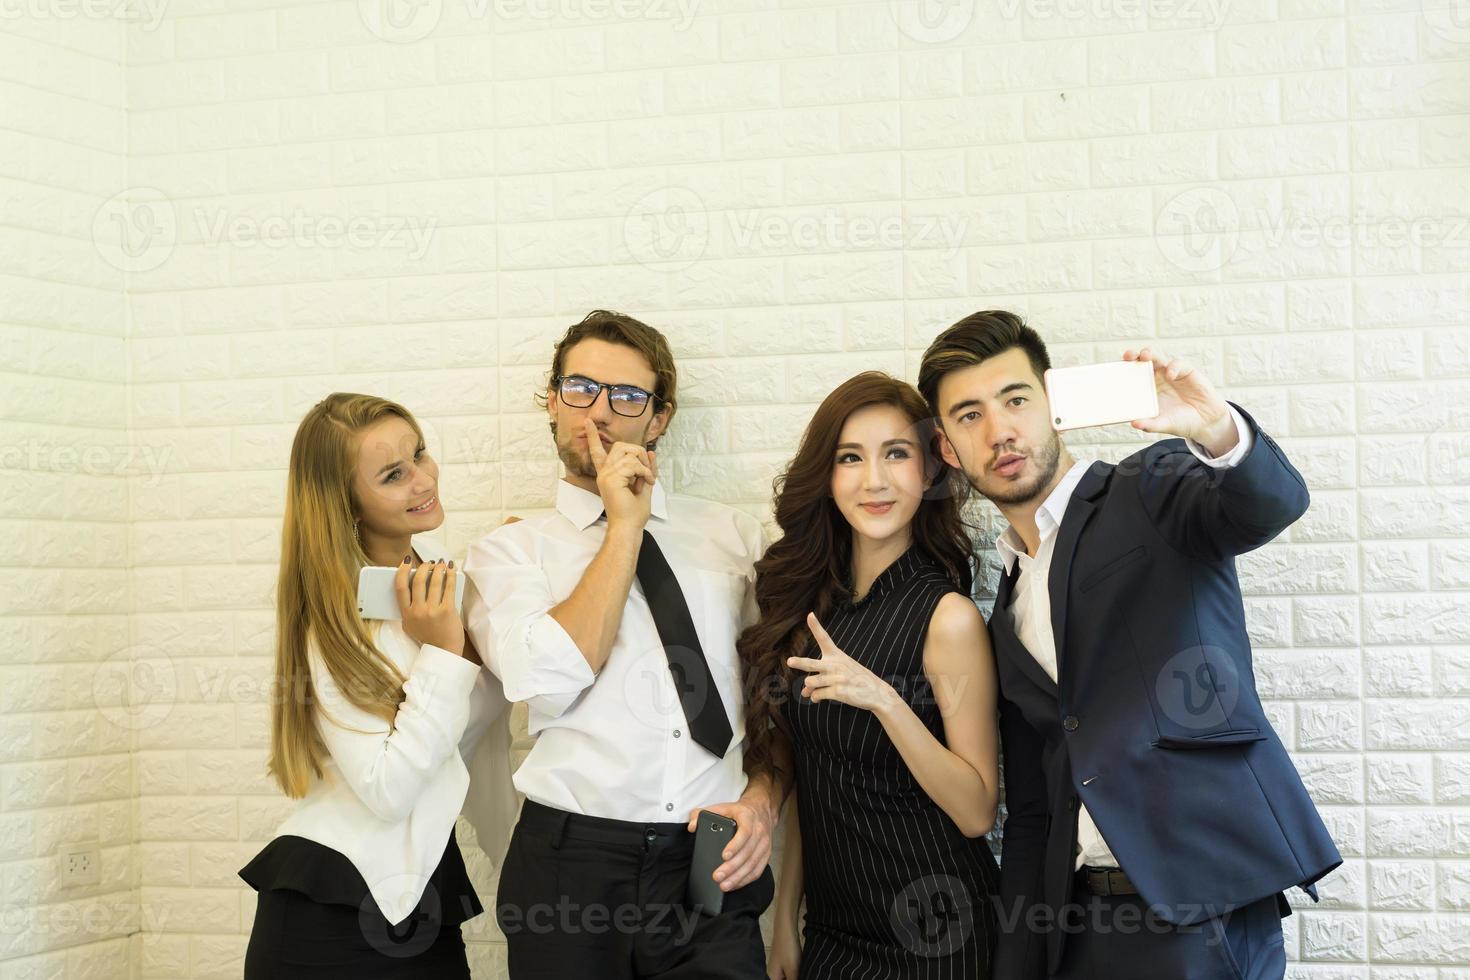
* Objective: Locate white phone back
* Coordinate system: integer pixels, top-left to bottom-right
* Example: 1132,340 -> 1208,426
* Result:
1044,360 -> 1160,431
356,565 -> 467,620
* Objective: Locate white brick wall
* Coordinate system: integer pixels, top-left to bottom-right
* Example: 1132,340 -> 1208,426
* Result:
1,5 -> 138,979
2,0 -> 1468,976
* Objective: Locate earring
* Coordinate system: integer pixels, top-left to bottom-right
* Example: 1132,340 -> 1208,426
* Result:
353,518 -> 360,542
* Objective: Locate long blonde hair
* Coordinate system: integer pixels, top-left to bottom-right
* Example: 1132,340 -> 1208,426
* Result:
268,392 -> 425,798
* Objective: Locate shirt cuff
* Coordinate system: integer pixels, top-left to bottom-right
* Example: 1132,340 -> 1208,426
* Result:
1185,403 -> 1253,469
501,615 -> 596,716
413,642 -> 484,691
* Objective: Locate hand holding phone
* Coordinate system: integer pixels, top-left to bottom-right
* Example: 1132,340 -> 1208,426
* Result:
688,810 -> 738,916
398,560 -> 465,656
356,560 -> 467,656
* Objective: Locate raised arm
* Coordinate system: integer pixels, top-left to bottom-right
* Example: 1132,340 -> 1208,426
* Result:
462,531 -> 598,718
1119,348 -> 1309,561
1138,401 -> 1309,561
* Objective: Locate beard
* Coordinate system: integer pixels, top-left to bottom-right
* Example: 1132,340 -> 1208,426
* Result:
550,418 -> 653,481
550,419 -> 597,480
556,439 -> 596,480
968,430 -> 1063,507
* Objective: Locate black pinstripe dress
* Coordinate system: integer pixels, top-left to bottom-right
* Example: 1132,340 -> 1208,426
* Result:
783,544 -> 1000,979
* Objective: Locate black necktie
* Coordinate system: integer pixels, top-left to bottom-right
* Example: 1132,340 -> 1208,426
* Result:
632,528 -> 734,758
1003,560 -> 1022,608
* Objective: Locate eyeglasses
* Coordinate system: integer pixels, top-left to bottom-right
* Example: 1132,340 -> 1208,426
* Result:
553,374 -> 661,418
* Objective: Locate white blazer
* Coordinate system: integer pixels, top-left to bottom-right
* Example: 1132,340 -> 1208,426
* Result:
269,534 -> 519,925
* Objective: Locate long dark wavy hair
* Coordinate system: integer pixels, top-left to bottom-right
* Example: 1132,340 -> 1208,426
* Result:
737,372 -> 976,785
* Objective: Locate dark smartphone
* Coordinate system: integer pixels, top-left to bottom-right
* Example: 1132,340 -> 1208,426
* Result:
688,810 -> 737,916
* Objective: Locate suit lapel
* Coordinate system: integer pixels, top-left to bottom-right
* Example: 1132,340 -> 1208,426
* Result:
1046,460 -> 1111,681
990,564 -> 1060,698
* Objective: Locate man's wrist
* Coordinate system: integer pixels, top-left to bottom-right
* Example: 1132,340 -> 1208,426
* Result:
604,517 -> 646,541
1194,406 -> 1238,457
739,774 -> 781,822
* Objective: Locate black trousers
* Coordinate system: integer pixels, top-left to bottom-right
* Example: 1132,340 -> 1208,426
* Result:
496,800 -> 775,980
1052,884 -> 1287,980
244,886 -> 472,980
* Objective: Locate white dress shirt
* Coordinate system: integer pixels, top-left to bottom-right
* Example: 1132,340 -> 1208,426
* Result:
463,479 -> 764,823
270,534 -> 517,925
995,408 -> 1254,871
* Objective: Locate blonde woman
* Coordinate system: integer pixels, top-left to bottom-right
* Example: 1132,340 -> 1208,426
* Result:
239,393 -> 515,979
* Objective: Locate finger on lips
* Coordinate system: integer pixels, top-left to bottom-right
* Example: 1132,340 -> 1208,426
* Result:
584,419 -> 608,466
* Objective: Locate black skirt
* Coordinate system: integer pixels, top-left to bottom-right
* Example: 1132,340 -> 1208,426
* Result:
239,830 -> 484,979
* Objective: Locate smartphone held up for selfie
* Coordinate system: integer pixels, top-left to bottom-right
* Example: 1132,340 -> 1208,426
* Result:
1044,360 -> 1160,431
356,564 -> 466,620
688,810 -> 738,916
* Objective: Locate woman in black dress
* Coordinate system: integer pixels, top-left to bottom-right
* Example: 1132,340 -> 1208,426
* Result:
739,372 -> 1002,979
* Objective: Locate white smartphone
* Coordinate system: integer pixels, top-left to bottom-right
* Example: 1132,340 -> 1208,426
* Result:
1043,360 -> 1160,431
356,564 -> 466,620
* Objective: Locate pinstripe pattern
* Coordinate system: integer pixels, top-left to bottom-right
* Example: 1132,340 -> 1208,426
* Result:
783,545 -> 999,979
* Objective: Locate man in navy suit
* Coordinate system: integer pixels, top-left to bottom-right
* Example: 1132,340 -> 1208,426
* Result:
917,311 -> 1341,980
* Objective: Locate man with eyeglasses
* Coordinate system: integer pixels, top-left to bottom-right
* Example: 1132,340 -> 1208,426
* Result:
463,310 -> 784,979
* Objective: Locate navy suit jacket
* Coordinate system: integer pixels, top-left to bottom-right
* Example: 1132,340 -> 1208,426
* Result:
990,402 -> 1342,978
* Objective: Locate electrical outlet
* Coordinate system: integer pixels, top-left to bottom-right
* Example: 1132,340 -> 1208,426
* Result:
61,845 -> 101,887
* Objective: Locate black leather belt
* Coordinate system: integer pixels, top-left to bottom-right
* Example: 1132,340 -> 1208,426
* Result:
1076,865 -> 1139,896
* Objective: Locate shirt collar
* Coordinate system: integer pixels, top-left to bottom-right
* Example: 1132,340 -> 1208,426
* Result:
410,533 -> 448,562
557,478 -> 669,532
995,458 -> 1094,574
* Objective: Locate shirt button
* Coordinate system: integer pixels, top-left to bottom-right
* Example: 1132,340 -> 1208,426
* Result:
674,729 -> 681,738
1063,715 -> 1079,732
665,803 -> 674,812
